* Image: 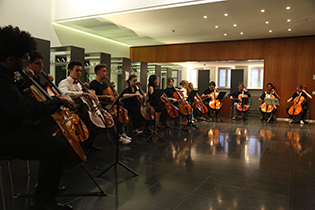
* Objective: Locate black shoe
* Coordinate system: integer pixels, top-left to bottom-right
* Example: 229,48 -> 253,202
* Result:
85,143 -> 102,151
57,185 -> 67,194
31,199 -> 73,210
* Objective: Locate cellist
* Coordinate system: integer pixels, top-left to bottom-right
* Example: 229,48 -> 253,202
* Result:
89,64 -> 131,144
148,75 -> 169,129
258,83 -> 280,122
0,25 -> 74,210
286,85 -> 312,125
201,81 -> 221,121
228,82 -> 251,120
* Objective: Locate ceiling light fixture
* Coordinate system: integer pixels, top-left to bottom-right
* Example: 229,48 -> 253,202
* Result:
269,30 -> 272,32
286,6 -> 290,10
261,9 -> 265,12
240,32 -> 243,35
204,16 -> 207,18
215,25 -> 218,28
233,24 -> 237,27
224,13 -> 228,16
265,21 -> 269,24
287,19 -> 291,22
288,28 -> 291,31
224,33 -> 227,36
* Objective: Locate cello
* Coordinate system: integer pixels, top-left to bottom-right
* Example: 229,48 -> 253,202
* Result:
136,83 -> 155,120
160,93 -> 179,118
41,70 -> 89,142
260,91 -> 277,113
172,87 -> 192,115
209,90 -> 221,110
18,69 -> 86,170
193,94 -> 208,114
103,78 -> 129,123
287,86 -> 307,116
77,79 -> 114,130
236,89 -> 249,112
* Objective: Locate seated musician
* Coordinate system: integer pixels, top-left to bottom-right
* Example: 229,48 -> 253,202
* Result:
148,75 -> 169,129
121,75 -> 146,135
0,25 -> 74,210
26,51 -> 54,87
164,78 -> 194,125
180,80 -> 198,120
58,60 -> 103,151
258,83 -> 280,122
201,81 -> 221,120
187,82 -> 194,96
286,85 -> 312,125
228,82 -> 251,120
89,64 -> 131,144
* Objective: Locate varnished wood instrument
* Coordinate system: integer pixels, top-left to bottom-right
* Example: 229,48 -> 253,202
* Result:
136,83 -> 155,120
160,93 -> 179,118
172,87 -> 192,115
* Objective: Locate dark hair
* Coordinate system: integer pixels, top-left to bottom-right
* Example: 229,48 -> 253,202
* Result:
30,51 -> 43,63
94,63 -> 107,74
148,75 -> 157,88
127,75 -> 137,84
0,25 -> 37,62
266,83 -> 273,87
238,82 -> 244,87
68,60 -> 82,70
167,77 -> 174,83
209,81 -> 216,86
297,85 -> 302,89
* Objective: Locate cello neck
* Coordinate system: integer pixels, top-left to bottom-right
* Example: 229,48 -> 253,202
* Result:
41,71 -> 62,95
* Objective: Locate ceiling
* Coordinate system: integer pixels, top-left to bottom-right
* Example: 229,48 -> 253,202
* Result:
55,0 -> 315,47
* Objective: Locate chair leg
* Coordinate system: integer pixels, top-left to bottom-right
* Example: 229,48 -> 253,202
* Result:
26,160 -> 31,195
7,161 -> 16,197
0,164 -> 6,210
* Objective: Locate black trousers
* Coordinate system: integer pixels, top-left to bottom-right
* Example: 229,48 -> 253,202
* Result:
286,106 -> 308,120
126,106 -> 144,129
0,121 -> 67,202
153,105 -> 168,123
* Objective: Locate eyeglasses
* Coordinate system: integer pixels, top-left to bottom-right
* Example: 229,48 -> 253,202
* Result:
33,61 -> 43,66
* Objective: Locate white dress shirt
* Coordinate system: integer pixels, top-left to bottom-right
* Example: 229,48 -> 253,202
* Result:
58,76 -> 83,99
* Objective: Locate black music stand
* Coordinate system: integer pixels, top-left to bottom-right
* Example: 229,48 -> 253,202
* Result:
265,98 -> 279,123
182,91 -> 198,130
98,93 -> 139,178
212,92 -> 226,123
145,89 -> 167,143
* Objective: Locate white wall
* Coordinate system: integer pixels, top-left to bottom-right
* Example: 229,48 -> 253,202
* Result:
0,0 -> 129,57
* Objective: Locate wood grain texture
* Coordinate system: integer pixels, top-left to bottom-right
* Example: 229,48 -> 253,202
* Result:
131,36 -> 315,119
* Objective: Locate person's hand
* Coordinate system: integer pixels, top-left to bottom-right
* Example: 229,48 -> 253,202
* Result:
58,95 -> 75,108
111,81 -> 115,87
287,99 -> 291,103
47,74 -> 54,81
109,96 -> 115,101
83,92 -> 94,100
258,98 -> 261,101
83,82 -> 90,89
25,67 -> 35,77
230,96 -> 233,99
173,98 -> 177,102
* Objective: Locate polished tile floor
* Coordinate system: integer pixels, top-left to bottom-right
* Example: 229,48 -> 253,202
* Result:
1,117 -> 315,210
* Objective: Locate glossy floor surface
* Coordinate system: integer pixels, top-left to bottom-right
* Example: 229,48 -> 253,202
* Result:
1,117 -> 315,210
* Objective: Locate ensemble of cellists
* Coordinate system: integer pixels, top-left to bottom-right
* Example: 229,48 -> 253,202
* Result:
1,25 -> 314,210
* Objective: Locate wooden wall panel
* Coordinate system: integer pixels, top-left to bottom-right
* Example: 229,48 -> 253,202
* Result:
131,36 -> 315,120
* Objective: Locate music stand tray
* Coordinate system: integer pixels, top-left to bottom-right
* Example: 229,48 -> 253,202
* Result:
187,90 -> 198,102
265,98 -> 279,106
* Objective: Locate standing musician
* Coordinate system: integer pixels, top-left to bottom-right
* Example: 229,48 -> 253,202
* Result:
58,60 -> 104,151
148,75 -> 169,129
201,81 -> 221,121
286,85 -> 312,125
89,64 -> 131,144
258,83 -> 280,122
164,78 -> 194,125
228,82 -> 251,120
0,25 -> 74,210
26,51 -> 54,87
121,75 -> 146,135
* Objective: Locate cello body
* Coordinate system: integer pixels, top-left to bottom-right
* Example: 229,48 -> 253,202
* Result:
193,94 -> 208,114
136,84 -> 155,121
160,93 -> 179,118
260,93 -> 276,113
287,94 -> 306,116
173,89 -> 192,115
236,92 -> 249,112
209,91 -> 221,110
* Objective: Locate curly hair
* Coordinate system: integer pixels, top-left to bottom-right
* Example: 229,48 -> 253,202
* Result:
0,25 -> 37,62
30,51 -> 44,63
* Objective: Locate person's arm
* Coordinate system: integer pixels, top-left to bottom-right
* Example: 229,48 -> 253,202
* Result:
258,92 -> 265,101
287,97 -> 293,103
303,90 -> 312,99
272,89 -> 280,99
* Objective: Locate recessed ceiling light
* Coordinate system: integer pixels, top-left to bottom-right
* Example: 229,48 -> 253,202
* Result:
215,25 -> 218,28
288,28 -> 292,31
269,30 -> 272,32
265,21 -> 269,24
224,13 -> 228,16
286,6 -> 290,10
204,16 -> 207,18
224,33 -> 227,36
261,9 -> 265,12
240,32 -> 243,35
287,19 -> 291,22
233,24 -> 237,27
